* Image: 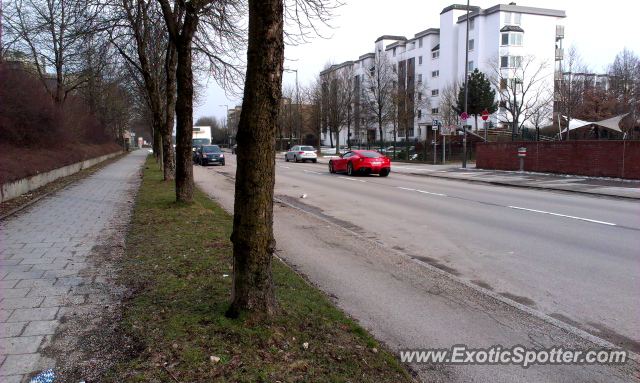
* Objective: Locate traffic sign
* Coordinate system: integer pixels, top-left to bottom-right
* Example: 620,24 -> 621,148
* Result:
432,119 -> 438,126
461,112 -> 468,120
432,119 -> 439,131
481,110 -> 489,121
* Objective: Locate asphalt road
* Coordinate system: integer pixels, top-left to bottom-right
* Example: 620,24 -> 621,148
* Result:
194,152 -> 640,382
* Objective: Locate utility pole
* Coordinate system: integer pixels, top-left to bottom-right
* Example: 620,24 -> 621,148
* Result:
462,0 -> 470,168
219,104 -> 229,147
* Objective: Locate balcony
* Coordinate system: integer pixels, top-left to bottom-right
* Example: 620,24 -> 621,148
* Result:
555,48 -> 563,61
556,25 -> 565,38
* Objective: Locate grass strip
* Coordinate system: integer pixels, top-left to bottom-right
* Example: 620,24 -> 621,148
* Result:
107,155 -> 415,382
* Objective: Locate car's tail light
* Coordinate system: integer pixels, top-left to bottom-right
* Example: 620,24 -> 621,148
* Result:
299,151 -> 304,154
202,154 -> 207,158
314,151 -> 317,154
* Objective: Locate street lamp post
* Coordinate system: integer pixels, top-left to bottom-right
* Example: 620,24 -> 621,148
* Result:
462,0 -> 470,169
219,104 -> 229,148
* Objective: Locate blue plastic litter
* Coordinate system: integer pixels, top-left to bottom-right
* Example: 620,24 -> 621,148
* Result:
30,369 -> 54,383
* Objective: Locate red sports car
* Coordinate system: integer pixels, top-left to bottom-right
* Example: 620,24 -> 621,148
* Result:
328,150 -> 391,177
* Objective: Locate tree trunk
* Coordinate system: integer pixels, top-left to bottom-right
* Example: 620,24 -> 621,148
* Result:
227,0 -> 282,318
153,124 -> 162,162
162,42 -> 178,181
174,42 -> 195,202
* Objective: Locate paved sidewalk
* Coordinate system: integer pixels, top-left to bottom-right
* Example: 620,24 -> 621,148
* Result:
294,153 -> 640,200
0,150 -> 146,382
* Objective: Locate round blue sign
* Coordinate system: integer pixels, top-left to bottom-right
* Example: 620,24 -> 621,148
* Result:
461,112 -> 468,120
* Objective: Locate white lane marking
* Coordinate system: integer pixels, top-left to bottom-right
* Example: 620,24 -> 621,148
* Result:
304,170 -> 322,174
397,186 -> 446,197
340,177 -> 366,183
508,206 -> 617,226
280,166 -> 291,169
416,190 -> 447,197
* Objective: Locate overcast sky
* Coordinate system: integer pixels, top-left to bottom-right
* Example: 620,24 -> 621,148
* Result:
195,0 -> 640,121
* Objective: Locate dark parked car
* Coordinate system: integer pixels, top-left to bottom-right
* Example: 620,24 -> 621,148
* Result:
197,145 -> 225,166
192,146 -> 200,163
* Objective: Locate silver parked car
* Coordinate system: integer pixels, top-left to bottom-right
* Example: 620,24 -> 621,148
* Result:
285,145 -> 317,163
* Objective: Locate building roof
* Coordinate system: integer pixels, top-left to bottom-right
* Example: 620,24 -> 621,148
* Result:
457,4 -> 566,23
413,28 -> 440,39
319,60 -> 355,76
374,35 -> 407,43
358,52 -> 375,60
385,40 -> 406,51
500,25 -> 525,32
441,4 -> 480,15
431,44 -> 440,52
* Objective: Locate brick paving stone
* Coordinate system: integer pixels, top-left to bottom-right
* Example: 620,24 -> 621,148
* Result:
0,297 -> 44,310
0,353 -> 41,375
0,335 -> 44,354
0,150 -> 146,379
7,308 -> 59,323
0,322 -> 27,337
22,321 -> 59,336
1,288 -> 31,299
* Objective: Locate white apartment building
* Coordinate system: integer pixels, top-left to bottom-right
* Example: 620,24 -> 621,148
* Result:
320,2 -> 566,146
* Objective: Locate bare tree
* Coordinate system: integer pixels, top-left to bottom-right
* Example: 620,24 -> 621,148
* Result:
157,0 -> 246,202
302,76 -> 323,152
361,52 -> 394,149
557,43 -> 588,140
320,64 -> 347,153
487,53 -> 551,141
530,92 -> 553,141
228,0 -> 340,318
339,65 -> 357,149
4,0 -> 101,105
439,78 -> 462,127
109,0 -> 178,179
608,48 -> 640,115
394,71 -> 430,156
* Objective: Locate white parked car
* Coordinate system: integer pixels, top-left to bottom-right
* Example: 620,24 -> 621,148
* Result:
285,145 -> 317,163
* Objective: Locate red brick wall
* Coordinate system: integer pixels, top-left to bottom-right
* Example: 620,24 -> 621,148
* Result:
476,141 -> 640,180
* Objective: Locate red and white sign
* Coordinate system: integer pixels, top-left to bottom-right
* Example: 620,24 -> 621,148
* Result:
518,147 -> 527,157
482,110 -> 489,121
461,112 -> 468,120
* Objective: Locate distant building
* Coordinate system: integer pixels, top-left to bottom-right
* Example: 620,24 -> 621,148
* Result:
320,3 -> 566,145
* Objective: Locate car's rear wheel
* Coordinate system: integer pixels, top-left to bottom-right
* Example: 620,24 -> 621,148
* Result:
329,161 -> 335,173
380,168 -> 390,177
347,161 -> 355,176
285,155 -> 289,162
312,159 -> 317,163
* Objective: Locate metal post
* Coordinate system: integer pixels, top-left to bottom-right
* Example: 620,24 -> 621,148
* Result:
433,132 -> 436,165
442,134 -> 445,164
295,69 -> 300,145
220,104 -> 229,147
484,121 -> 487,142
462,0 -> 470,168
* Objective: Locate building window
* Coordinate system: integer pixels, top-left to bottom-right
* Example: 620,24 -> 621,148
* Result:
432,50 -> 439,59
432,108 -> 440,114
419,56 -> 423,65
418,92 -> 422,100
500,78 -> 507,89
432,89 -> 439,96
468,61 -> 474,71
419,37 -> 423,47
510,55 -> 522,68
431,70 -> 439,78
501,56 -> 509,68
393,47 -> 396,56
513,13 -> 521,25
469,18 -> 475,30
468,39 -> 474,51
504,12 -> 511,24
393,63 -> 397,73
418,110 -> 422,118
501,33 -> 522,46
418,74 -> 422,83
